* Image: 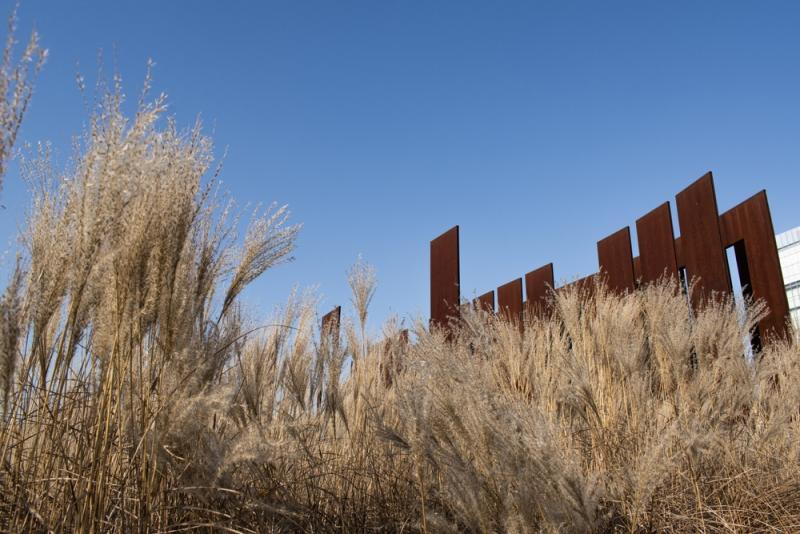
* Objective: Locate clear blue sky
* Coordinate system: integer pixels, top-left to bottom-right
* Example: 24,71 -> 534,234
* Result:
2,1 -> 800,331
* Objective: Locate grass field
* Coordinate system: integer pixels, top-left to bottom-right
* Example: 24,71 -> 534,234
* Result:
1,16 -> 799,533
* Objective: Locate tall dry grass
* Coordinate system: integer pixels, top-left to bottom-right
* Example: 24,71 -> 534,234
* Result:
0,5 -> 45,188
0,41 -> 798,534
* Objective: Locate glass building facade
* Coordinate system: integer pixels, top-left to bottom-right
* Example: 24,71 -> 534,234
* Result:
776,226 -> 800,330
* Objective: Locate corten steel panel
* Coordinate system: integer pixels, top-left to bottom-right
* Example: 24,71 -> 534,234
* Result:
525,263 -> 554,318
473,291 -> 495,313
675,172 -> 731,307
497,278 -> 523,327
321,306 -> 341,338
399,329 -> 409,344
636,202 -> 679,285
321,306 -> 341,354
557,274 -> 597,299
382,329 -> 409,388
633,256 -> 641,282
597,227 -> 636,294
430,226 -> 460,329
718,191 -> 791,342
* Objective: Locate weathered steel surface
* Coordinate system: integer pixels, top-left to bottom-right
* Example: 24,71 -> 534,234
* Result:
719,191 -> 790,342
430,173 -> 790,343
636,202 -> 679,285
525,263 -> 554,318
675,172 -> 731,307
430,226 -> 460,329
473,290 -> 495,313
382,329 -> 409,388
597,227 -> 636,294
497,278 -> 523,326
674,236 -> 685,267
321,306 -> 341,336
321,306 -> 341,353
557,274 -> 597,299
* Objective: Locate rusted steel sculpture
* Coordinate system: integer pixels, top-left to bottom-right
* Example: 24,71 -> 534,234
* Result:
430,172 -> 791,344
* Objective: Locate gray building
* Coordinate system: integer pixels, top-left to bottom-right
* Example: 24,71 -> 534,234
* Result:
776,226 -> 800,330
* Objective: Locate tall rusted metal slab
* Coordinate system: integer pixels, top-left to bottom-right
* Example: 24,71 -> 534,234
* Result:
430,226 -> 460,329
636,202 -> 679,285
473,291 -> 495,313
597,227 -> 636,294
675,173 -> 731,307
497,278 -> 523,327
525,263 -> 554,318
719,191 -> 790,342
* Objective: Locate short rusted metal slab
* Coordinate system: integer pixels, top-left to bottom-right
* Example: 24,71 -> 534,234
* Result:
719,191 -> 790,342
321,306 -> 341,352
675,172 -> 730,307
497,278 -> 523,327
525,263 -> 554,318
382,329 -> 409,388
473,290 -> 495,313
430,226 -> 460,329
557,273 -> 597,299
321,306 -> 341,336
597,227 -> 636,294
399,329 -> 409,344
636,202 -> 679,285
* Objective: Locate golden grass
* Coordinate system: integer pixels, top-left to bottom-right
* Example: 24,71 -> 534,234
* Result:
0,31 -> 798,534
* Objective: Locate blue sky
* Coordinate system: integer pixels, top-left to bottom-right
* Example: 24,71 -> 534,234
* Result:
2,1 -> 800,331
